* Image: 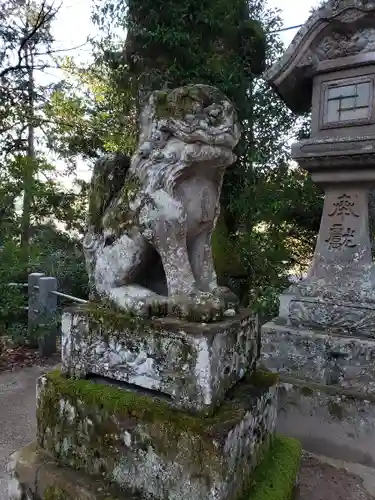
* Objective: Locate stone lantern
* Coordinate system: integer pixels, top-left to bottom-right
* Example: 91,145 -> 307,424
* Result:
265,0 -> 375,332
261,0 -> 375,464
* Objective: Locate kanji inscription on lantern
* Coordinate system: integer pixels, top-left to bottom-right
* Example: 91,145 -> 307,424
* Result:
328,193 -> 359,219
325,224 -> 357,250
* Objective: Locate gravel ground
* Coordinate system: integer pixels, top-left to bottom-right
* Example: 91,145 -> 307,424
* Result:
297,454 -> 374,500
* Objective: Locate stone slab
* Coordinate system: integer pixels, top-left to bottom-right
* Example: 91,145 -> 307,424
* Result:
8,442 -> 126,500
262,320 -> 375,394
9,435 -> 301,500
275,382 -> 375,468
36,370 -> 277,500
61,305 -> 258,413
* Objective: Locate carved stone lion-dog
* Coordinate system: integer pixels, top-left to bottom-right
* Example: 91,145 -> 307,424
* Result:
83,84 -> 241,320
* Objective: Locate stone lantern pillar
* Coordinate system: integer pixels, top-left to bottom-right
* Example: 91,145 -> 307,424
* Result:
261,0 -> 375,465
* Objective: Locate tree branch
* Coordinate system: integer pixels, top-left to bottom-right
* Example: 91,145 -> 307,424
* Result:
0,0 -> 61,79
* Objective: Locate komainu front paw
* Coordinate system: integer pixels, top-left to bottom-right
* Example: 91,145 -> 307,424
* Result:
168,292 -> 222,322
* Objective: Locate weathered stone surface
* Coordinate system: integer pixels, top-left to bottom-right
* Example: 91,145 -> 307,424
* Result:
277,287 -> 375,338
275,382 -> 375,468
82,84 -> 241,320
36,371 -> 277,500
8,442 -> 126,500
61,305 -> 258,413
262,320 -> 375,394
9,436 -> 301,500
265,0 -> 375,297
302,187 -> 372,283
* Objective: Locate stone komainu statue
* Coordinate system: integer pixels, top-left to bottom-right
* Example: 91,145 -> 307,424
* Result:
83,84 -> 241,320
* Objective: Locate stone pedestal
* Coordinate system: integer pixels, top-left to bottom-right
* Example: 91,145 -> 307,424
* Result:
61,306 -> 258,413
34,371 -> 276,500
260,133 -> 375,462
9,304 -> 301,500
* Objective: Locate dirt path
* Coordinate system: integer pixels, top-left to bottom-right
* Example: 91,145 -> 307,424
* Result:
297,454 -> 375,500
0,366 -> 46,499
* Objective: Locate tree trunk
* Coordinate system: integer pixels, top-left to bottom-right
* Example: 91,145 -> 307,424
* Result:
20,38 -> 35,259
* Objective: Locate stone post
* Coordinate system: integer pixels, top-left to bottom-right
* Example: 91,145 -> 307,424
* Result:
28,272 -> 45,348
37,276 -> 58,357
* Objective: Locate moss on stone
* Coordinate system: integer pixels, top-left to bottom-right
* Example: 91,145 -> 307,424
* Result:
43,486 -> 73,500
101,173 -> 141,237
300,386 -> 314,397
153,85 -> 225,119
82,301 -> 148,333
250,370 -> 279,389
212,215 -> 244,279
87,154 -> 132,232
37,370 -> 275,489
242,435 -> 301,500
15,436 -> 299,500
40,369 -> 266,437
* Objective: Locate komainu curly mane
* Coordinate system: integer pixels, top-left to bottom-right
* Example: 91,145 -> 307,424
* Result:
83,84 -> 241,321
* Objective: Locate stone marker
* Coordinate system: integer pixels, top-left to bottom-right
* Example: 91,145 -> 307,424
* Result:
8,83 -> 301,500
262,0 -> 375,466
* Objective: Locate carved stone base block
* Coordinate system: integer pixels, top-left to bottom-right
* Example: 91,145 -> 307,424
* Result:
279,286 -> 375,338
61,305 -> 258,413
35,371 -> 277,500
262,321 -> 375,393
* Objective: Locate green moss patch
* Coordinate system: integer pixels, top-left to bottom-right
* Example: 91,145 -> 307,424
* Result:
42,369 -> 275,436
153,85 -> 225,119
43,486 -> 73,500
243,435 -> 301,500
249,370 -> 279,389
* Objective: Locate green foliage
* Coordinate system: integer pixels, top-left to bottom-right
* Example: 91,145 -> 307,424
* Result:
29,226 -> 89,300
0,228 -> 88,344
0,242 -> 29,342
242,435 -> 301,500
93,0 -> 265,108
43,58 -> 137,161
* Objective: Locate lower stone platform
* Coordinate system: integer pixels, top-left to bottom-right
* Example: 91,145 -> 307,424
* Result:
276,381 -> 375,467
261,318 -> 375,465
9,436 -> 301,500
35,370 -> 277,500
